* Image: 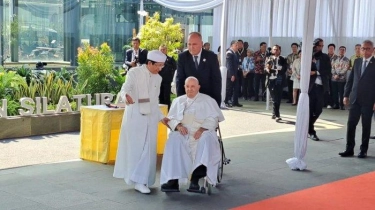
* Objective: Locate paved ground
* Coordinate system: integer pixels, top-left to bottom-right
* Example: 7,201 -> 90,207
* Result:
1,99 -> 374,210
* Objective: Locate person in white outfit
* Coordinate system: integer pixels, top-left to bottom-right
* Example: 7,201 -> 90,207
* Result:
113,50 -> 169,194
160,76 -> 225,193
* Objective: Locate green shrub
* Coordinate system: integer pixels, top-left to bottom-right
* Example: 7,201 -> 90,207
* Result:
77,42 -> 115,95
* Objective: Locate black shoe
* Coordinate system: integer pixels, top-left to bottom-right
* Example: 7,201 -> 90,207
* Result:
358,151 -> 367,158
333,105 -> 340,109
186,182 -> 201,193
272,115 -> 276,119
232,103 -> 243,107
370,135 -> 375,139
309,134 -> 320,141
338,150 -> 354,157
254,97 -> 259,101
286,100 -> 292,103
225,103 -> 232,107
276,117 -> 282,121
161,179 -> 180,192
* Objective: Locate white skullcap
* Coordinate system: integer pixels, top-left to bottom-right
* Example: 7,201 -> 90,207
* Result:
147,50 -> 167,63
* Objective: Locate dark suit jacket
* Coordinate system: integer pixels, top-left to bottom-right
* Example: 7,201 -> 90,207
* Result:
226,49 -> 238,79
176,49 -> 222,106
124,48 -> 148,69
344,57 -> 375,107
159,55 -> 176,84
309,52 -> 331,93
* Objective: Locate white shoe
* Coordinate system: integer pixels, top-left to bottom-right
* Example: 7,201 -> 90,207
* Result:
327,105 -> 332,109
135,183 -> 151,194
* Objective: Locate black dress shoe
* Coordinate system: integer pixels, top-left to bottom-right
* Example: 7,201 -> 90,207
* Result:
186,181 -> 201,193
272,115 -> 276,119
232,103 -> 243,107
276,117 -> 282,121
358,151 -> 367,158
370,135 -> 375,139
161,179 -> 179,192
309,134 -> 320,141
339,150 -> 354,157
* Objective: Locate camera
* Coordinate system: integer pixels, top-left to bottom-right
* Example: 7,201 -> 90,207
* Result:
36,61 -> 47,70
133,55 -> 139,64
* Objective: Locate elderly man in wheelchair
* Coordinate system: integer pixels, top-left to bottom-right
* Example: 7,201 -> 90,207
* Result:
160,76 -> 225,193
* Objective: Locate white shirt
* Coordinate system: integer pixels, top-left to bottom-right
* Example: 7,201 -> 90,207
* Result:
192,50 -> 202,66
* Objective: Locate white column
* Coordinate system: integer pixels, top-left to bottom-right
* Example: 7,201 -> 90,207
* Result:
286,0 -> 317,171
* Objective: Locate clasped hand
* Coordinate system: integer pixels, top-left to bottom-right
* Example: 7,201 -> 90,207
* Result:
176,124 -> 205,140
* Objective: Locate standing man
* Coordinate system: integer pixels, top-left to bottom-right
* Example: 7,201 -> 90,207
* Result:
339,40 -> 375,158
265,45 -> 288,120
176,32 -> 222,106
203,42 -> 211,51
237,40 -> 246,98
113,50 -> 169,194
286,43 -> 300,103
225,40 -> 242,107
308,38 -> 332,141
253,42 -> 268,101
331,46 -> 350,110
158,44 -> 177,110
123,37 -> 148,70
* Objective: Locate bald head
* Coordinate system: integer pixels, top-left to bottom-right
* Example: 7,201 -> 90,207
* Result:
184,77 -> 200,98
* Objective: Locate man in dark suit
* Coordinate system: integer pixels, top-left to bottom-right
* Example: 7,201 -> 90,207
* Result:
124,37 -> 148,70
225,40 -> 242,107
265,45 -> 288,121
339,40 -> 375,158
176,32 -> 222,106
308,38 -> 332,141
158,44 -> 176,110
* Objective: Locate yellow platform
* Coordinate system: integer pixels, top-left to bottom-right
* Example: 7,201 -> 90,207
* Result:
80,104 -> 168,164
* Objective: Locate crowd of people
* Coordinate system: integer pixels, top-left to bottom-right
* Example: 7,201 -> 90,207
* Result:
113,32 -> 375,194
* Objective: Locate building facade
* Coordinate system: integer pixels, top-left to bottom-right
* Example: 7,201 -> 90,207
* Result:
0,0 -> 213,66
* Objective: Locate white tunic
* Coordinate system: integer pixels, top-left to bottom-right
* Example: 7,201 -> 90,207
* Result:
113,65 -> 164,187
160,93 -> 225,185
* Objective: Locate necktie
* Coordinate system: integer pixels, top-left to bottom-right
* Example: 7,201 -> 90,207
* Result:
361,60 -> 367,76
194,56 -> 199,69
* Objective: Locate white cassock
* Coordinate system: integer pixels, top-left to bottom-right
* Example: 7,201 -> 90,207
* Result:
113,65 -> 164,187
160,93 -> 225,186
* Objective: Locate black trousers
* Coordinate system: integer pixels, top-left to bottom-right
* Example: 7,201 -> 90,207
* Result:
225,77 -> 240,104
346,102 -> 373,152
237,70 -> 243,97
254,74 -> 266,99
331,81 -> 346,108
191,165 -> 207,182
324,79 -> 334,107
308,84 -> 324,135
242,73 -> 255,99
287,76 -> 293,101
159,82 -> 171,110
268,79 -> 283,117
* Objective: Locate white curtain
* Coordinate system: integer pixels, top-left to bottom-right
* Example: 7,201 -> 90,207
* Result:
153,0 -> 223,12
212,0 -> 375,56
286,0 -> 317,171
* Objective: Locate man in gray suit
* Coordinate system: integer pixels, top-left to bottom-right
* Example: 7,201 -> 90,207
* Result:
339,40 -> 375,158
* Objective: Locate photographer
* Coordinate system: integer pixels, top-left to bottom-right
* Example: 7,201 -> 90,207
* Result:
265,45 -> 287,121
124,37 -> 148,70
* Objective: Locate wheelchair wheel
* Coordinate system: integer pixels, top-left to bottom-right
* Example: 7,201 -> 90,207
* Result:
217,139 -> 224,183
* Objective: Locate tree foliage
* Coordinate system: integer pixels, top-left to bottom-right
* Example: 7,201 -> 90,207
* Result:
138,12 -> 183,60
77,42 -> 114,95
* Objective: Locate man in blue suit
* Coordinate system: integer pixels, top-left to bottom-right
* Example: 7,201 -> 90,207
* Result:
176,32 -> 222,106
339,40 -> 375,158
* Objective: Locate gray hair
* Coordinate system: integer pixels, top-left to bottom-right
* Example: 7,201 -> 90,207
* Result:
363,40 -> 374,47
185,76 -> 199,85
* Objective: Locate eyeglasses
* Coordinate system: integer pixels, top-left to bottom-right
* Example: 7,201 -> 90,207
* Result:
153,63 -> 164,68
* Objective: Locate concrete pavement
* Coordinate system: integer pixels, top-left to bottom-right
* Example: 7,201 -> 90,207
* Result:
1,99 -> 374,210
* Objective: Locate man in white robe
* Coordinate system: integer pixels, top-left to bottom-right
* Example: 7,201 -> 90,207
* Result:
113,50 -> 169,194
160,77 -> 225,193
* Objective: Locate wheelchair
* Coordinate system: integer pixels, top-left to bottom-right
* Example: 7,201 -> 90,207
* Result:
197,124 -> 231,195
